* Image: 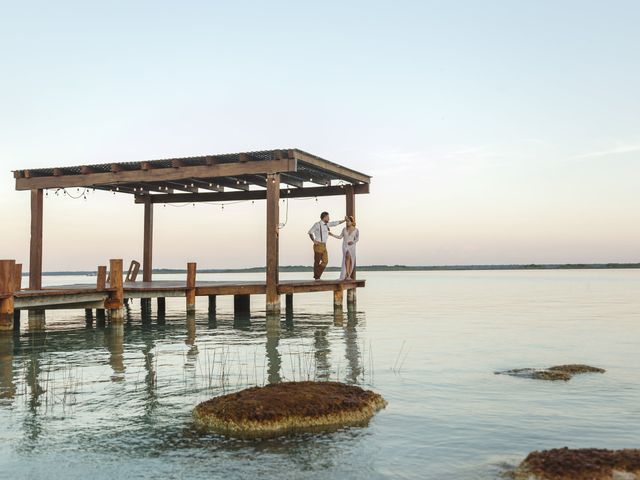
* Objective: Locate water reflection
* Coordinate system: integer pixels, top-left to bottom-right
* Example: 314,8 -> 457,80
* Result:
265,319 -> 281,384
0,334 -> 15,399
104,324 -> 125,381
344,310 -> 361,384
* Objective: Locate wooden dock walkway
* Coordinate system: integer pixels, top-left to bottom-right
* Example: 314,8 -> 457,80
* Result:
12,278 -> 364,310
0,258 -> 364,330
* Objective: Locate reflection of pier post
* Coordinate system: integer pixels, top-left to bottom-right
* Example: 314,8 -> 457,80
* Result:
185,313 -> 198,359
344,310 -> 361,384
265,318 -> 281,384
314,326 -> 331,380
26,331 -> 46,408
104,324 -> 125,381
0,333 -> 15,399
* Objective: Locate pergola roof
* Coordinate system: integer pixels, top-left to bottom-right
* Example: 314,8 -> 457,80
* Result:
13,148 -> 371,203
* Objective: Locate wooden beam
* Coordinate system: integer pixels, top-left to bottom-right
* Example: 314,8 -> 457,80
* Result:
292,149 -> 371,184
280,174 -> 304,188
186,262 -> 196,313
135,183 -> 369,204
29,189 -> 43,290
16,158 -> 296,190
80,166 -> 98,174
266,173 -> 280,315
143,199 -> 153,282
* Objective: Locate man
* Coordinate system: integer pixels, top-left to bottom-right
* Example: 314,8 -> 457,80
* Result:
308,211 -> 345,280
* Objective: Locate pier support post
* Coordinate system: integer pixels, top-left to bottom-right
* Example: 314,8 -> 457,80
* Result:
141,299 -> 152,322
234,294 -> 250,315
28,189 -> 45,323
143,198 -> 153,283
85,309 -> 93,325
157,297 -> 166,324
186,262 -> 196,314
333,288 -> 344,311
28,309 -> 46,330
207,295 -> 217,328
0,260 -> 16,332
13,263 -> 22,326
285,294 -> 293,315
107,259 -> 124,322
347,288 -> 356,310
96,308 -> 106,325
29,189 -> 43,291
265,173 -> 280,316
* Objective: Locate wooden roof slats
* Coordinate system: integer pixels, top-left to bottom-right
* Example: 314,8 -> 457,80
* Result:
134,183 -> 370,204
13,149 -> 371,193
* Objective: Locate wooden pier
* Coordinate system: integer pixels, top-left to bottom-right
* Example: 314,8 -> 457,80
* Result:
2,149 -> 370,330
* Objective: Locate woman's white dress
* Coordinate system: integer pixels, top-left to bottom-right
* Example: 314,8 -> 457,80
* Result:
338,227 -> 359,280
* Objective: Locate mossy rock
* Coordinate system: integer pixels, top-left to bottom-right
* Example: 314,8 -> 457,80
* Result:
496,364 -> 605,382
193,381 -> 387,438
511,447 -> 640,479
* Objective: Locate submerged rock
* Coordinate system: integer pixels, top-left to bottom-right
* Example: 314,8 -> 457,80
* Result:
193,381 -> 387,438
496,364 -> 605,381
511,447 -> 640,479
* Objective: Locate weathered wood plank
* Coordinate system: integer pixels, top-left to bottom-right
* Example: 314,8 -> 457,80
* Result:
16,158 -> 295,190
135,183 -> 369,204
186,262 -> 196,312
292,149 -> 371,184
143,199 -> 153,282
29,189 -> 43,290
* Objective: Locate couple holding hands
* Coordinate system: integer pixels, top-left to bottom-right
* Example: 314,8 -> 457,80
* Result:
307,211 -> 359,281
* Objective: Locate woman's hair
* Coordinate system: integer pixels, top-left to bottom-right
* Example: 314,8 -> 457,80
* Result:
347,215 -> 356,226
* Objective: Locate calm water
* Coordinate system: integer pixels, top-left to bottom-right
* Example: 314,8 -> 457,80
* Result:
0,270 -> 639,479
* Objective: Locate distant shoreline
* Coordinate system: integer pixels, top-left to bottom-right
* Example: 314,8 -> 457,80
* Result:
33,263 -> 640,276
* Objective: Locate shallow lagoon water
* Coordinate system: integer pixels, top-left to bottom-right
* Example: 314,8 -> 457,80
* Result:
0,270 -> 639,479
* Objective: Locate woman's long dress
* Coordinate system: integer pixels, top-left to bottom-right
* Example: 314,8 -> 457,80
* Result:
339,227 -> 359,280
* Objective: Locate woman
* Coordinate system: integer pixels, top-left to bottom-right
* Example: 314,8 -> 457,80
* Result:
330,215 -> 359,280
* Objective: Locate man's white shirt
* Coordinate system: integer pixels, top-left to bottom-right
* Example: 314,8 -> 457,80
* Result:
308,221 -> 341,243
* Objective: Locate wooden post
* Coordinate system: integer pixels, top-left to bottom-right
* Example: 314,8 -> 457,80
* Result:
14,264 -> 22,292
234,294 -> 250,314
85,309 -> 93,324
208,295 -> 216,315
106,259 -> 124,322
333,288 -> 344,311
0,260 -> 16,331
29,189 -> 43,290
97,266 -> 107,290
12,263 -> 22,324
285,293 -> 293,315
345,184 -> 357,305
143,199 -> 153,282
186,262 -> 196,313
266,173 -> 280,315
157,297 -> 166,318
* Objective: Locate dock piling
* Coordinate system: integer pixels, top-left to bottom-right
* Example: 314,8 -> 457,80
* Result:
106,259 -> 124,322
186,262 -> 196,313
333,289 -> 344,311
0,260 -> 16,331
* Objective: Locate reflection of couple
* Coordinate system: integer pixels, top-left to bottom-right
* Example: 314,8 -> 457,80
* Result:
308,211 -> 359,281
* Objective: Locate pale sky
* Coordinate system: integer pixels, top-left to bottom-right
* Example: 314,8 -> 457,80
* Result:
1,0 -> 639,270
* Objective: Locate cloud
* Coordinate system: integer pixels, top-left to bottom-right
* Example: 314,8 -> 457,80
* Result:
573,144 -> 640,160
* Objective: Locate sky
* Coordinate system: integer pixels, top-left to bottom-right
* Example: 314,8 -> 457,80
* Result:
0,0 -> 639,270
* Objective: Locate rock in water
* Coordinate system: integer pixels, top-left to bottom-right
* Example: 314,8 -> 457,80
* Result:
193,381 -> 387,438
511,447 -> 640,479
496,364 -> 605,381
